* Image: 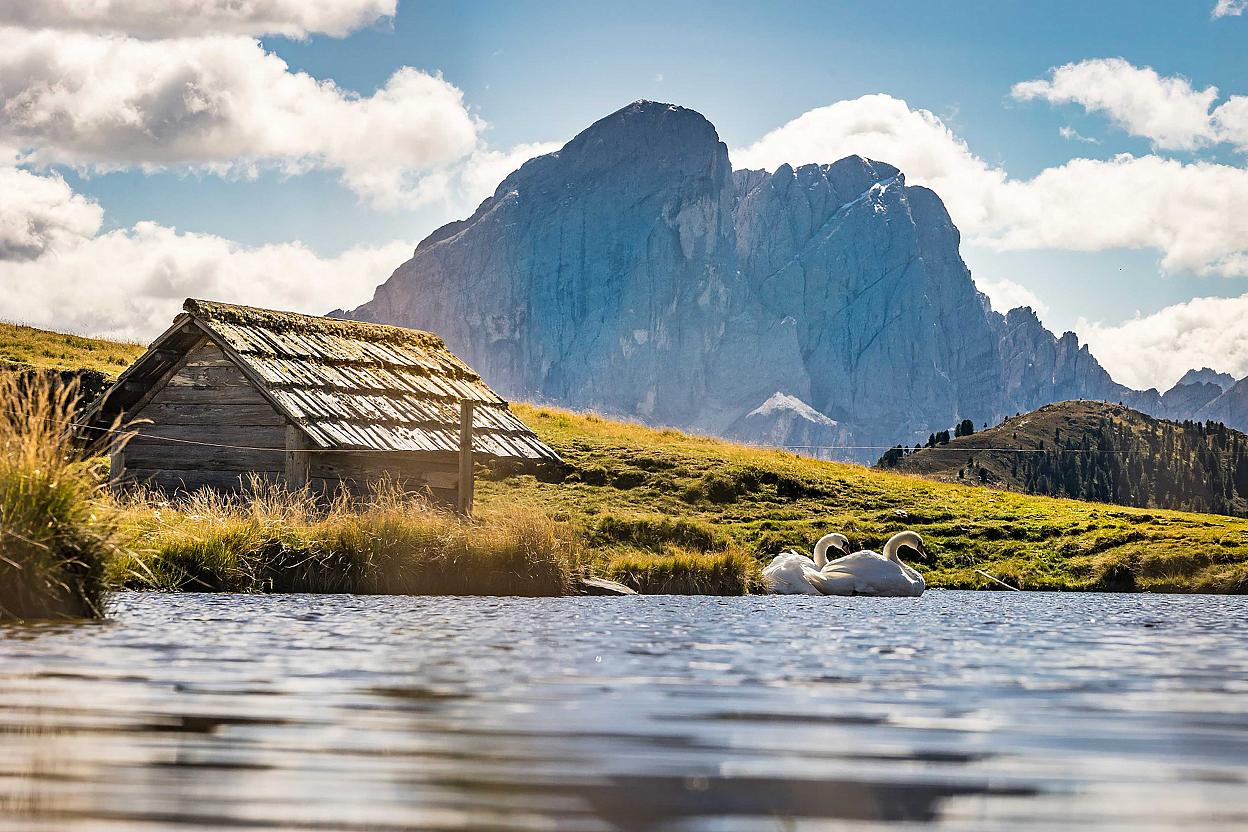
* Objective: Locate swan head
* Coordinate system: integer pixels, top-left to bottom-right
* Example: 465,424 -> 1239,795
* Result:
812,533 -> 852,567
886,530 -> 928,561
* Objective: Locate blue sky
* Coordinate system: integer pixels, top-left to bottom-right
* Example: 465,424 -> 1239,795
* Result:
2,0 -> 1247,389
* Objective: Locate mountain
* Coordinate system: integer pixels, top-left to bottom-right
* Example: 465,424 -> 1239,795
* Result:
1178,367 -> 1235,391
1196,376 -> 1248,433
342,100 -> 1238,459
880,400 -> 1248,518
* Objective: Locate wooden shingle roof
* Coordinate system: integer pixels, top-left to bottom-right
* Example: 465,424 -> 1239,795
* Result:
82,299 -> 560,462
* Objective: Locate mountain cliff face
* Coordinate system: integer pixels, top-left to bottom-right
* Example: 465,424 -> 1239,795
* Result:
343,100 -> 1237,458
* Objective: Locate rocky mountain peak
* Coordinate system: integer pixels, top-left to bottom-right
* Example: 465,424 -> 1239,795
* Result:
1177,367 -> 1236,391
342,101 -> 1239,460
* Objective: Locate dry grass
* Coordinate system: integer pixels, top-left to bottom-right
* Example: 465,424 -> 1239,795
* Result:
0,372 -> 122,619
605,546 -> 765,595
113,479 -> 584,596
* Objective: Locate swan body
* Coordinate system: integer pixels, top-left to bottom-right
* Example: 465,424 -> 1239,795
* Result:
811,531 -> 927,597
763,534 -> 851,595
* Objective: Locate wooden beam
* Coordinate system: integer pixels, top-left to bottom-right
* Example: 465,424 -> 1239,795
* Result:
457,399 -> 475,517
285,424 -> 310,491
108,447 -> 126,492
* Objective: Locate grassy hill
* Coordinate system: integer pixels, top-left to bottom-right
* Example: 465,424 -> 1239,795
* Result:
0,320 -> 143,375
5,321 -> 1248,595
476,405 -> 1248,593
881,401 -> 1248,518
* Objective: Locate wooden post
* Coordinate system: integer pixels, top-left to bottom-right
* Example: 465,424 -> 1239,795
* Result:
457,399 -> 475,516
285,424 -> 310,491
108,447 -> 126,493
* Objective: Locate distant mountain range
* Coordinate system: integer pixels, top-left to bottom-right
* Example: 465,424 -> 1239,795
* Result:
341,100 -> 1248,459
880,400 -> 1248,518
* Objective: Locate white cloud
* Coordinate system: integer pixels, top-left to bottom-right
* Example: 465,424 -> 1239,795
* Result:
0,0 -> 394,38
1079,294 -> 1248,390
0,28 -> 482,208
1012,58 -> 1219,150
1213,0 -> 1246,18
977,277 -> 1049,317
731,93 -> 1248,278
0,167 -> 412,340
731,94 -> 1006,233
1058,125 -> 1099,144
0,167 -> 102,260
1012,58 -> 1248,153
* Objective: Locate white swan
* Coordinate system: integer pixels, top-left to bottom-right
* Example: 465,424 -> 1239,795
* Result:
810,530 -> 927,597
763,533 -> 852,595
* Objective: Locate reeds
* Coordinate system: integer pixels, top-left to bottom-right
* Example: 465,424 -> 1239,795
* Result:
116,479 -> 584,596
605,545 -> 765,595
0,372 -> 120,619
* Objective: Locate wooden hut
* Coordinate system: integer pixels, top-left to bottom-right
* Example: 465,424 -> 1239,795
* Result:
78,299 -> 560,510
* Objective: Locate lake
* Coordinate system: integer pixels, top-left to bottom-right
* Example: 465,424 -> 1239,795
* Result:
1,591 -> 1246,830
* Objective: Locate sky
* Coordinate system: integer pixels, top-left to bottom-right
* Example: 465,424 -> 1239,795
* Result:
1,0 -> 1247,391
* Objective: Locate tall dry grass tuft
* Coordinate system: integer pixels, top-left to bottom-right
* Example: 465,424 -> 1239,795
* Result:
0,372 -> 122,619
605,545 -> 765,595
117,478 -> 583,596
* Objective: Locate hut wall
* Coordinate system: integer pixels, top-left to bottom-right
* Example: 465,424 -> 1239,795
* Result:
116,338 -> 288,493
307,451 -> 462,505
116,337 -> 465,505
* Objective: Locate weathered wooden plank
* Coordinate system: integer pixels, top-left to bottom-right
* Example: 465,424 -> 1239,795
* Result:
285,425 -> 310,491
181,342 -> 231,367
309,453 -> 461,479
148,384 -> 272,405
166,365 -> 254,389
120,468 -> 280,493
129,422 -> 286,445
133,402 -> 287,426
122,443 -> 284,472
458,399 -> 474,516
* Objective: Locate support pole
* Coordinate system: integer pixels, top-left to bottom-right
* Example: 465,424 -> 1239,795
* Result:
285,424 -> 310,491
457,399 -> 475,517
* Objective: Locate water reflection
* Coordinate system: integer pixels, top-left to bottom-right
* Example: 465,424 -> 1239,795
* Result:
1,592 -> 1246,830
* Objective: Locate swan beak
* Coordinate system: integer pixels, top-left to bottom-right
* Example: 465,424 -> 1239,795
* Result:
918,544 -> 930,560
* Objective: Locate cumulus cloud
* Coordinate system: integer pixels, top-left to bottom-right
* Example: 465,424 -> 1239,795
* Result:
0,167 -> 412,340
731,93 -> 1248,278
732,94 -> 1006,232
1012,58 -> 1220,150
1012,58 -> 1248,152
977,277 -> 1049,317
1079,294 -> 1248,390
0,167 -> 102,260
0,28 -> 481,208
1213,0 -> 1246,18
0,0 -> 394,38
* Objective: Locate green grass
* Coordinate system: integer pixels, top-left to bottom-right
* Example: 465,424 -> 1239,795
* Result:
471,405 -> 1248,594
0,373 -> 122,620
0,321 -> 143,376
8,318 -> 1248,597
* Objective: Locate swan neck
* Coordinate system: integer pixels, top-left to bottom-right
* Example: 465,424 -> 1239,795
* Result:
813,537 -> 832,568
882,534 -> 904,563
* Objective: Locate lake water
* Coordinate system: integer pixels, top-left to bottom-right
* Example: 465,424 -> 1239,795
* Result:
1,591 -> 1246,831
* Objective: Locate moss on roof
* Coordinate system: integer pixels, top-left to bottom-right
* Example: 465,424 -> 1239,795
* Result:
184,299 -> 451,353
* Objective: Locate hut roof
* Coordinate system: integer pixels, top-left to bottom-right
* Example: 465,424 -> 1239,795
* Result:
80,299 -> 560,462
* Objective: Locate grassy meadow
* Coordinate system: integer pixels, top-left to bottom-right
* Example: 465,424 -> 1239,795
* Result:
4,314 -> 1248,618
0,320 -> 144,375
473,405 -> 1248,594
